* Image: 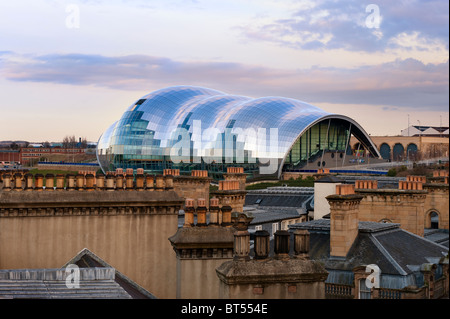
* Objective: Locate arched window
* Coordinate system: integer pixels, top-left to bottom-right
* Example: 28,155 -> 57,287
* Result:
393,143 -> 405,161
406,143 -> 418,161
430,212 -> 439,229
379,143 -> 391,160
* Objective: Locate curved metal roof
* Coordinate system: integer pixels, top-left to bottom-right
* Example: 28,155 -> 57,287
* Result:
97,85 -> 380,175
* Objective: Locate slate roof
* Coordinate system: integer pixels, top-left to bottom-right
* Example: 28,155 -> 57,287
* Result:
245,194 -> 313,208
315,175 -> 406,189
247,207 -> 303,225
424,229 -> 449,248
289,220 -> 449,289
245,187 -> 314,209
64,248 -> 156,299
315,175 -> 343,183
0,248 -> 156,299
0,268 -> 132,299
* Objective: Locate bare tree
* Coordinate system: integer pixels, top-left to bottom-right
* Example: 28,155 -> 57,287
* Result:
62,135 -> 77,149
10,142 -> 19,150
69,135 -> 77,149
62,136 -> 70,149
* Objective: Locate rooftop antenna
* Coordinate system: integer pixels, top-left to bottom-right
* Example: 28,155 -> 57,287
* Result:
407,114 -> 409,136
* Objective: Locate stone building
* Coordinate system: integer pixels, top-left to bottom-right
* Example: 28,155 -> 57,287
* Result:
0,248 -> 155,299
1,166 -> 448,299
244,186 -> 313,236
0,171 -> 184,299
169,197 -> 236,299
311,171 -> 449,240
216,212 -> 328,299
290,184 -> 449,299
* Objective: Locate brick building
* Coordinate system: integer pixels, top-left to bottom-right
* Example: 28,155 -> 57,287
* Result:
19,147 -> 85,164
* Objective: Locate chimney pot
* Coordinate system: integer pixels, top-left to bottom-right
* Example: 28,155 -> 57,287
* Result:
13,173 -> 23,191
66,174 -> 75,191
24,173 -> 34,191
34,174 -> 44,191
125,174 -> 134,190
184,198 -> 195,227
209,198 -> 220,226
164,175 -> 174,190
294,229 -> 310,259
221,205 -> 233,226
96,173 -> 105,190
155,175 -> 164,191
85,174 -> 95,191
145,174 -> 154,191
45,174 -> 55,191
2,173 -> 12,191
115,174 -> 124,190
254,230 -> 270,260
274,230 -> 290,260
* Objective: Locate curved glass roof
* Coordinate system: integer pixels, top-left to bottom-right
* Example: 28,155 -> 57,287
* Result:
97,85 -> 380,177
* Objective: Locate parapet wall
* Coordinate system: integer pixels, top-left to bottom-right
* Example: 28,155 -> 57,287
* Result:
169,198 -> 236,299
0,172 -> 184,299
354,173 -> 449,236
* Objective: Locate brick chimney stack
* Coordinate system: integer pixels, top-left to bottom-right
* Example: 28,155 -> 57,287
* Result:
326,184 -> 363,258
209,198 -> 220,226
184,198 -> 195,227
196,198 -> 207,227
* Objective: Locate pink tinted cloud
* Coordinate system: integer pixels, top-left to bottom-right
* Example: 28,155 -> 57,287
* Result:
1,52 -> 448,110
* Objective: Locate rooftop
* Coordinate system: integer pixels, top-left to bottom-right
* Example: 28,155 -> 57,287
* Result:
0,248 -> 156,299
289,219 -> 448,288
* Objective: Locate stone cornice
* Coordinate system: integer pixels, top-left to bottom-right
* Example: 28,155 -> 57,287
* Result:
0,190 -> 183,217
355,189 -> 428,196
216,259 -> 328,285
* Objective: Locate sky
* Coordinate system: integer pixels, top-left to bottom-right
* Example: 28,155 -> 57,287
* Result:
0,0 -> 448,143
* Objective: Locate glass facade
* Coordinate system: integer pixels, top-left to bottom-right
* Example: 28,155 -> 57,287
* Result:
283,118 -> 353,170
97,85 -> 380,179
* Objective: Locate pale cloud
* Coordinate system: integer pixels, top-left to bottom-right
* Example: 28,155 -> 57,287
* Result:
237,0 -> 449,54
1,52 -> 447,111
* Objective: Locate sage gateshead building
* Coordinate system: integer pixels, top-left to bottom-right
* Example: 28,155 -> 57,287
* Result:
97,86 -> 381,179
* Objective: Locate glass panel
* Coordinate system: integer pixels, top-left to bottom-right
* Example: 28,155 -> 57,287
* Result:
96,85 -> 377,178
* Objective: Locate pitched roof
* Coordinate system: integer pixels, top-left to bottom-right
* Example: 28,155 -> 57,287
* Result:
315,175 -> 343,183
289,220 -> 448,288
248,207 -> 303,225
424,229 -> 449,248
63,248 -> 156,299
0,268 -> 132,299
245,187 -> 314,210
245,193 -> 313,208
0,248 -> 156,299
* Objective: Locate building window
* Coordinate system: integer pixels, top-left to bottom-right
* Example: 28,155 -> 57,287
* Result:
359,279 -> 371,299
255,225 -> 262,231
430,212 -> 439,229
272,223 -> 279,236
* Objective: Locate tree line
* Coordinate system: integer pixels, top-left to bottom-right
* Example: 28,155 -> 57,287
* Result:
2,135 -> 88,150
